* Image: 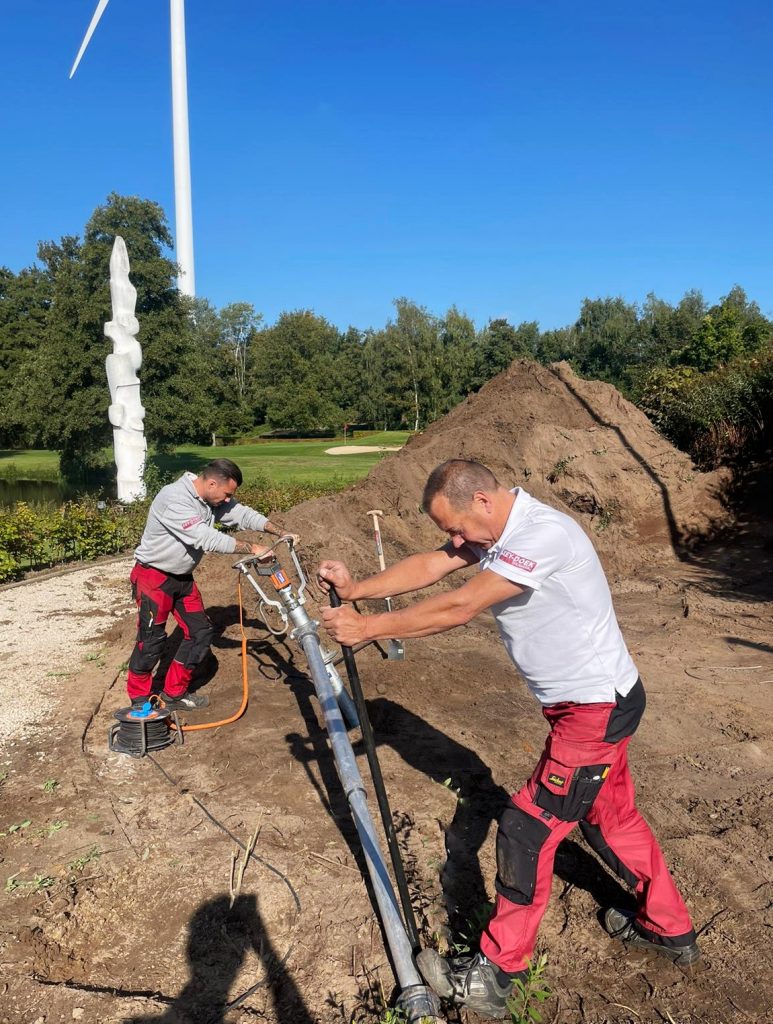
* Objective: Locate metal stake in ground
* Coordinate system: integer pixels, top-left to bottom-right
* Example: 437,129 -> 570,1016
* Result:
367,509 -> 405,660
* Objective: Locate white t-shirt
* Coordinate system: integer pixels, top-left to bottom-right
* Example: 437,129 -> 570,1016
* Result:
474,488 -> 638,706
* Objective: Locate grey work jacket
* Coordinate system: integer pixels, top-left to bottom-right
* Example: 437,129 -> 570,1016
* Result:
133,472 -> 269,575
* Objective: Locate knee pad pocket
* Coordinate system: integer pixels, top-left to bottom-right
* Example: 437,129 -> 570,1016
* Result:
179,614 -> 214,666
495,805 -> 551,905
129,623 -> 167,672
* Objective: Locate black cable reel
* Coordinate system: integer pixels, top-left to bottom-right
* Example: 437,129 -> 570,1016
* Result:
108,701 -> 183,758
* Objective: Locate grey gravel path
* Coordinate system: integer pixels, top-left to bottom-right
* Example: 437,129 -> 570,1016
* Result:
0,559 -> 134,746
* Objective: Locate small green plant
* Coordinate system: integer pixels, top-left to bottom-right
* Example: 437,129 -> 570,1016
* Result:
0,769 -> 8,786
1,819 -> 31,836
377,1010 -> 406,1024
29,873 -> 56,892
596,499 -> 622,533
547,455 -> 576,483
440,777 -> 467,807
376,1009 -> 435,1024
68,845 -> 101,873
37,819 -> 68,837
448,902 -> 495,955
506,954 -> 552,1023
42,778 -> 59,793
5,872 -> 56,895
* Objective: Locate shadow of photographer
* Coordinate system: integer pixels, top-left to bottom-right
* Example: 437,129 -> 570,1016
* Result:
127,892 -> 313,1024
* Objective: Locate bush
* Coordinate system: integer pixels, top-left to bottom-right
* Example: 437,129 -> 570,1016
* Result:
238,473 -> 350,515
638,344 -> 773,467
0,548 -> 22,584
258,428 -> 335,439
0,498 -> 149,584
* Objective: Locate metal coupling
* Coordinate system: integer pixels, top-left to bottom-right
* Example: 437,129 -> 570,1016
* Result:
290,619 -> 319,643
395,984 -> 444,1023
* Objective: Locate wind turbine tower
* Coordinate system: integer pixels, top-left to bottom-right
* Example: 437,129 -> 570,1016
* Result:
70,0 -> 196,297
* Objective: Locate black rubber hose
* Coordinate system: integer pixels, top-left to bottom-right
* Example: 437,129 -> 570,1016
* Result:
329,587 -> 420,952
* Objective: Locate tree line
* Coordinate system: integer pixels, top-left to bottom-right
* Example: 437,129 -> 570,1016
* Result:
1,193 -> 771,479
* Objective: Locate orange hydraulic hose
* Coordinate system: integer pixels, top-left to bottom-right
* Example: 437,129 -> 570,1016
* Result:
168,575 -> 250,733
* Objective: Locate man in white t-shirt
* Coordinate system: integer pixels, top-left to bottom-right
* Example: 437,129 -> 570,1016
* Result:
319,459 -> 699,1017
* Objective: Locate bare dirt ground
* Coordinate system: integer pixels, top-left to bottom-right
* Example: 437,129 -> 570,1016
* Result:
0,363 -> 771,1024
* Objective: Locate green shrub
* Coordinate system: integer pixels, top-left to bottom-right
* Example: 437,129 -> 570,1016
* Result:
0,498 -> 149,582
0,548 -> 22,584
638,343 -> 773,467
238,473 -> 350,514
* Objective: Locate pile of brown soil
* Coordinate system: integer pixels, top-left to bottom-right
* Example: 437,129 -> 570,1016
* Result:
279,360 -> 729,584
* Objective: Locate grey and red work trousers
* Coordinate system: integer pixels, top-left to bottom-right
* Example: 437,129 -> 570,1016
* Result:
480,680 -> 696,973
126,563 -> 214,701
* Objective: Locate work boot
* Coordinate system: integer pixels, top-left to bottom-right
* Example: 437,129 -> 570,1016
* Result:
604,908 -> 701,966
416,949 -> 526,1016
130,696 -> 151,709
159,689 -> 210,711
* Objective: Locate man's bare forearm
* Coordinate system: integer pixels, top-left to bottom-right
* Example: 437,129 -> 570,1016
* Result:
363,589 -> 474,638
350,549 -> 465,601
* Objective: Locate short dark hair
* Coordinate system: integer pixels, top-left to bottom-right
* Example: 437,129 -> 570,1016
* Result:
201,458 -> 243,487
422,459 -> 499,511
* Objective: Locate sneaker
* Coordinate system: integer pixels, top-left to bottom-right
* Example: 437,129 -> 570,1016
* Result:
159,689 -> 210,711
604,908 -> 701,966
416,949 -> 526,1016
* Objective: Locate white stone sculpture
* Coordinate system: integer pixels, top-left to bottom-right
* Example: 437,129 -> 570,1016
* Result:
105,236 -> 147,502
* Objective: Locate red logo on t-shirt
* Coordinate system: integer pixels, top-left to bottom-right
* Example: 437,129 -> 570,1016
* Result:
499,549 -> 537,573
182,516 -> 202,530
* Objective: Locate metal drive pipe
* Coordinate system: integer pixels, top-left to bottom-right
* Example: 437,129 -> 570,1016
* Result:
329,589 -> 420,951
281,593 -> 442,1020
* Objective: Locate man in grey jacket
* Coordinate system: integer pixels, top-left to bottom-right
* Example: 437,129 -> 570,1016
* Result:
127,458 -> 293,710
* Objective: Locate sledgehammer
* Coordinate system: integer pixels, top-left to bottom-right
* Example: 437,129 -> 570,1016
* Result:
367,510 -> 405,660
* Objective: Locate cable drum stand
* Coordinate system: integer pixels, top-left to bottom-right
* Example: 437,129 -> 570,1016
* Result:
234,541 -> 443,1023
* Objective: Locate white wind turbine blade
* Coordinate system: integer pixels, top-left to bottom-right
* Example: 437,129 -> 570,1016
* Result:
69,0 -> 112,79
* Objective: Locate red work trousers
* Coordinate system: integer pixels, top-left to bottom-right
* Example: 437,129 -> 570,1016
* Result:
126,563 -> 214,701
480,680 -> 696,973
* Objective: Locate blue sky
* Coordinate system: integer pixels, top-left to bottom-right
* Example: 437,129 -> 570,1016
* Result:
2,1 -> 772,332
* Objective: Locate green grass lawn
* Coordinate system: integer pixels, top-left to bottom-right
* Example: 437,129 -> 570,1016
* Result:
0,450 -> 62,481
0,431 -> 413,488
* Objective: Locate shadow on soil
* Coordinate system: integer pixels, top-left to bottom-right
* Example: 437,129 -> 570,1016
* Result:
680,461 -> 773,602
550,368 -> 689,558
127,893 -> 312,1024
